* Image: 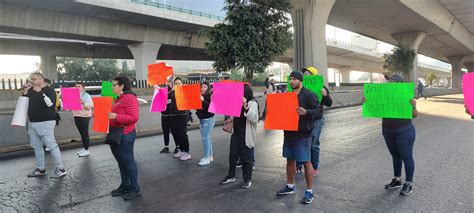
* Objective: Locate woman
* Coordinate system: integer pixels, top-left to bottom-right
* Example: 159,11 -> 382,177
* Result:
364,73 -> 418,196
196,82 -> 215,166
73,82 -> 93,157
159,79 -> 180,154
262,77 -> 276,120
108,76 -> 141,200
220,84 -> 258,189
170,77 -> 192,161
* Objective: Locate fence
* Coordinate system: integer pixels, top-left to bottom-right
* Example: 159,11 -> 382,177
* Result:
0,78 -> 221,90
130,0 -> 224,21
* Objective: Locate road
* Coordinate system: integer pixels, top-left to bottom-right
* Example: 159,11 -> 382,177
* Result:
0,94 -> 472,212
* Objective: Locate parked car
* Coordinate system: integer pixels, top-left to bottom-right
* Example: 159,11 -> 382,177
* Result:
274,82 -> 288,93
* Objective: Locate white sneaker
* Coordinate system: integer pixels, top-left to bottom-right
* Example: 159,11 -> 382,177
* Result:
76,148 -> 86,155
210,156 -> 214,162
173,151 -> 183,158
45,147 -> 51,152
179,153 -> 191,161
78,150 -> 89,157
198,158 -> 211,166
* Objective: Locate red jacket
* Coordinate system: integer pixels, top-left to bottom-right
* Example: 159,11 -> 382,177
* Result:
110,93 -> 139,134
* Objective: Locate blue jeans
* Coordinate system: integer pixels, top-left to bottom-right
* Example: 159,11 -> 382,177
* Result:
310,118 -> 325,170
297,118 -> 325,169
199,117 -> 215,158
28,120 -> 64,170
382,124 -> 416,182
110,130 -> 139,189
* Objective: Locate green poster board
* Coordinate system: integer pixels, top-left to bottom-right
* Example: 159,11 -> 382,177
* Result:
101,81 -> 118,99
287,75 -> 324,102
362,83 -> 415,119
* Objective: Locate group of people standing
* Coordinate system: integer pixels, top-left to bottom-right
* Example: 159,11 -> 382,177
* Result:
23,67 -> 468,204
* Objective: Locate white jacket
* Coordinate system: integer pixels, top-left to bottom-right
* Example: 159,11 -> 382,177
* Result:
244,100 -> 259,148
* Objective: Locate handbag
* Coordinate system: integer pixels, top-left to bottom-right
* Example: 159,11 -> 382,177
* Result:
222,118 -> 233,134
105,126 -> 124,145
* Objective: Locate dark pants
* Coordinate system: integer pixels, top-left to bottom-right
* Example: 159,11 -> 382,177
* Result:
161,115 -> 177,147
110,130 -> 139,189
74,117 -> 91,150
382,124 -> 416,182
417,90 -> 426,99
170,115 -> 190,152
227,131 -> 254,182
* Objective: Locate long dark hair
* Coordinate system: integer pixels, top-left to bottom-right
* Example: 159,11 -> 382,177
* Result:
201,81 -> 212,95
243,84 -> 259,117
114,76 -> 136,96
264,77 -> 270,88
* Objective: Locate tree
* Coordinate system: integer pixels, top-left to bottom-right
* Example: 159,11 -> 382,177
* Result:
57,57 -> 135,81
205,0 -> 293,83
382,47 -> 416,78
426,72 -> 437,87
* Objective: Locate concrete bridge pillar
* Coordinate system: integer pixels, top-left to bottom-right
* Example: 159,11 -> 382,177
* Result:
290,0 -> 335,86
391,31 -> 426,83
448,56 -> 465,89
446,77 -> 452,88
40,54 -> 58,81
128,42 -> 162,81
338,67 -> 351,83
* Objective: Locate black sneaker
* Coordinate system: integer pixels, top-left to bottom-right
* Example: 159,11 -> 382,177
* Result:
241,181 -> 251,189
27,168 -> 47,178
385,178 -> 403,189
173,148 -> 180,154
160,147 -> 170,154
296,164 -> 303,173
111,185 -> 131,197
122,187 -> 141,200
220,176 -> 236,185
400,183 -> 413,196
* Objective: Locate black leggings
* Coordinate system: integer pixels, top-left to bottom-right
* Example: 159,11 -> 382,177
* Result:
228,131 -> 254,182
74,117 -> 91,150
170,115 -> 190,152
161,115 -> 178,147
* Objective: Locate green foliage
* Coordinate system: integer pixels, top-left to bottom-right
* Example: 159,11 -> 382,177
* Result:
383,47 -> 416,77
57,57 -> 135,81
205,0 -> 293,83
426,72 -> 437,86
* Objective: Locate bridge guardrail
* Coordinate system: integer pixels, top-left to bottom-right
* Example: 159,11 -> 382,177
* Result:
131,0 -> 224,21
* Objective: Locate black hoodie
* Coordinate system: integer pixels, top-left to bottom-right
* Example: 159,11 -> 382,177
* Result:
284,87 -> 320,139
196,93 -> 214,119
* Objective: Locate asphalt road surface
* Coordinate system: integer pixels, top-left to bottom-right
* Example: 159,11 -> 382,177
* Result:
0,94 -> 472,212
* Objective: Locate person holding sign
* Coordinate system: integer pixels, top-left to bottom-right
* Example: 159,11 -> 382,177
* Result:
196,82 -> 215,166
72,82 -> 93,157
276,71 -> 320,205
107,76 -> 141,200
220,84 -> 258,189
296,67 -> 333,177
169,77 -> 192,161
159,78 -> 180,154
363,73 -> 418,196
23,73 -> 67,179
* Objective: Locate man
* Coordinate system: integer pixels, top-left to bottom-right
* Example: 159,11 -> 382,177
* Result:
296,67 -> 333,177
416,80 -> 427,100
276,71 -> 320,204
23,73 -> 66,178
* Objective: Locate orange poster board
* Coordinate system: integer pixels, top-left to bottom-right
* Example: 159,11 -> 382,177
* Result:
92,97 -> 113,133
175,84 -> 202,110
264,92 -> 299,131
148,62 -> 174,85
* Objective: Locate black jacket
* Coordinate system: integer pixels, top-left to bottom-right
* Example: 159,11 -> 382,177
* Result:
196,93 -> 214,119
284,87 -> 320,139
315,86 -> 333,120
168,90 -> 187,116
161,86 -> 173,116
